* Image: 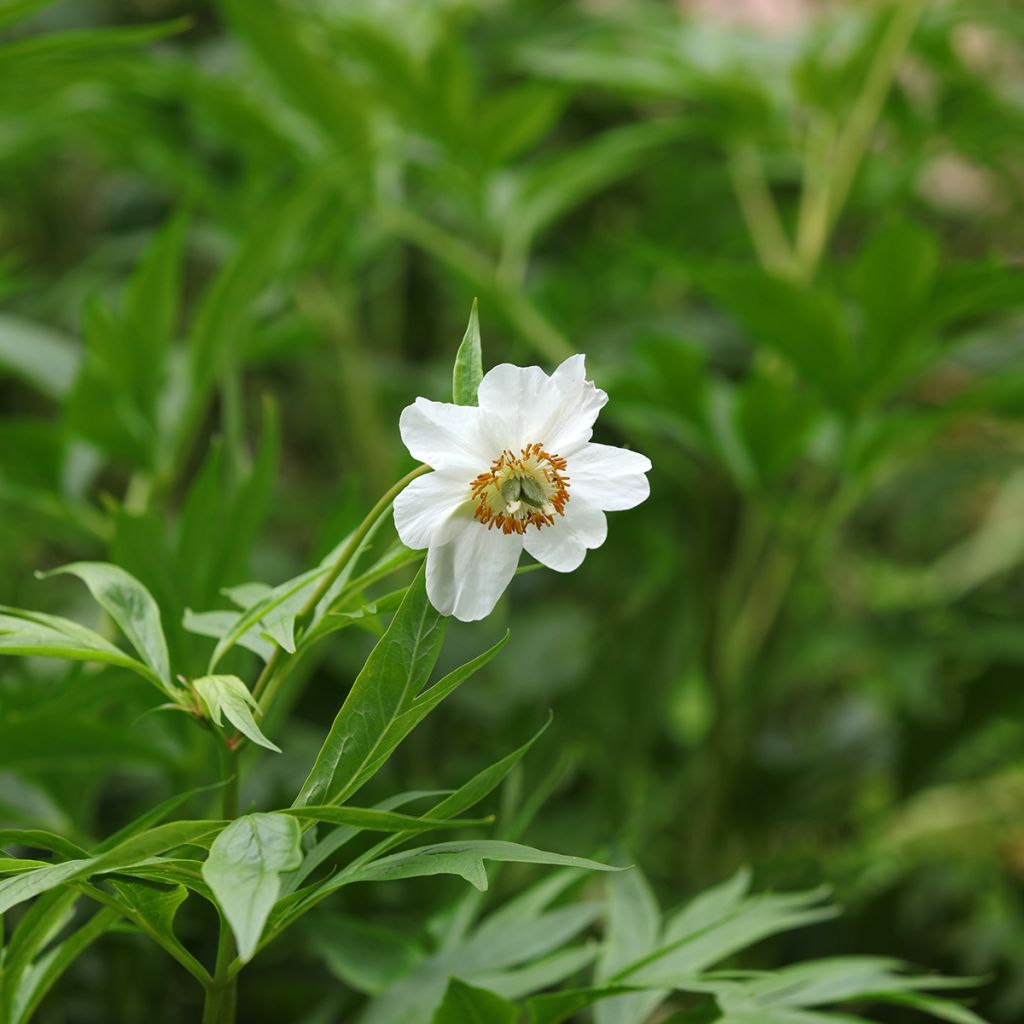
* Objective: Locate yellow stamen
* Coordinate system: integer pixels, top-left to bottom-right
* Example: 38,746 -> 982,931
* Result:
469,443 -> 570,534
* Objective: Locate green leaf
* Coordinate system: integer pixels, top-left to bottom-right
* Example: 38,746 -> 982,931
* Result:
527,986 -> 645,1024
365,715 -> 551,864
38,563 -> 173,694
9,906 -> 120,1024
201,812 -> 302,963
293,565 -> 448,807
596,867 -> 664,1024
307,912 -> 426,996
207,563 -> 329,672
194,674 -> 280,752
0,820 -> 224,916
432,978 -> 519,1024
452,300 -> 483,406
346,629 -> 511,799
280,806 -> 491,834
0,607 -> 165,694
349,840 -> 620,893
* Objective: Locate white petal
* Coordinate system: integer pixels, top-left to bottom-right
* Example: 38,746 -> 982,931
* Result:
425,525 -> 523,622
393,471 -> 474,550
476,362 -> 562,451
399,398 -> 493,472
523,495 -> 607,573
568,443 -> 652,511
543,354 -> 609,455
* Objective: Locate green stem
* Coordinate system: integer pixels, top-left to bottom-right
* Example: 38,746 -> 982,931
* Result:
201,740 -> 240,1023
795,0 -> 924,279
250,464 -> 431,709
377,204 -> 573,364
726,143 -> 799,278
202,919 -> 237,1024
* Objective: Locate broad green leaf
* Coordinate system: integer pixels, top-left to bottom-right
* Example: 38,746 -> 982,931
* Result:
0,607 -> 164,694
194,674 -> 280,752
280,806 -> 491,833
201,812 -> 302,963
294,566 -> 447,807
39,563 -> 173,693
452,300 -> 483,406
432,978 -> 518,1024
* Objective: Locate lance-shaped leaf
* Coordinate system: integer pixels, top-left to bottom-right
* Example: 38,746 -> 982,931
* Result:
452,299 -> 483,406
38,563 -> 174,694
0,607 -> 167,695
0,819 -> 224,916
293,566 -> 447,807
201,812 -> 302,963
346,840 -> 620,893
194,674 -> 280,752
279,806 -> 491,833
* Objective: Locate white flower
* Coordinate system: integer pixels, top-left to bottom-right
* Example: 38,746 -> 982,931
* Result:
393,355 -> 652,622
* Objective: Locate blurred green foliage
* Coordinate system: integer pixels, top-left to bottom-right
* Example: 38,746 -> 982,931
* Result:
1,0 -> 1023,1020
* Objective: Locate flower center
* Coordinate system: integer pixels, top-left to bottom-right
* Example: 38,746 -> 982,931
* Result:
470,443 -> 570,533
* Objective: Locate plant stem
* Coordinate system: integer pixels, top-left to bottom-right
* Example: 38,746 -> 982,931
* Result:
727,143 -> 799,278
250,464 -> 431,709
795,0 -> 924,279
202,922 -> 236,1024
202,739 -> 240,1023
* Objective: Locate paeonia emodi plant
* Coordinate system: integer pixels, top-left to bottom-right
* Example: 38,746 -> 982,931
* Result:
0,307 -> 987,1024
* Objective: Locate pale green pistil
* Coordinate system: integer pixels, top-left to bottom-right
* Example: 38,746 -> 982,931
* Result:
500,475 -> 547,509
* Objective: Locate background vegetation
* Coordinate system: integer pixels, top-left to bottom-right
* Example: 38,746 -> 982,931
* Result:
1,0 -> 1022,1020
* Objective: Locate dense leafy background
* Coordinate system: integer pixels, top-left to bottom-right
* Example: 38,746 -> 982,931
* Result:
1,0 -> 1022,1020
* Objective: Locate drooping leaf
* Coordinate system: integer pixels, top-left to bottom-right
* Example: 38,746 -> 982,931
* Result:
0,820 -> 224,916
201,812 -> 302,963
194,673 -> 280,752
0,607 -> 165,695
38,563 -> 173,693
